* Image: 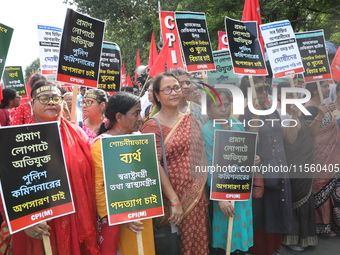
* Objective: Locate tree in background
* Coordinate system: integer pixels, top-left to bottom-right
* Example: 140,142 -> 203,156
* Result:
24,58 -> 40,83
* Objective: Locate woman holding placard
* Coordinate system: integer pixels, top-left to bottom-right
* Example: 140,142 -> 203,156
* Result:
7,80 -> 99,255
91,92 -> 155,255
202,89 -> 254,255
239,75 -> 293,255
142,72 -> 209,255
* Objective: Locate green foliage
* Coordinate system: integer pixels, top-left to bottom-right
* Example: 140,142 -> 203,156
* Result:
24,58 -> 40,83
62,0 -> 340,75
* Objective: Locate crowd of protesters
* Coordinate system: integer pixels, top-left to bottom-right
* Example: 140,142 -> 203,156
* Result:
0,69 -> 340,255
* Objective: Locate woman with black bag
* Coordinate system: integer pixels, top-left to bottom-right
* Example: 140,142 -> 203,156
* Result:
142,72 -> 209,255
238,76 -> 293,255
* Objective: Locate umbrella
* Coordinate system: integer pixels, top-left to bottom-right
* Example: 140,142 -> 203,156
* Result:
325,41 -> 339,55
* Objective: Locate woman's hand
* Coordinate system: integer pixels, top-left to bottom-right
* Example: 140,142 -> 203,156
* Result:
24,222 -> 50,239
218,201 -> 235,217
124,221 -> 144,234
318,103 -> 328,117
168,203 -> 184,226
327,102 -> 336,112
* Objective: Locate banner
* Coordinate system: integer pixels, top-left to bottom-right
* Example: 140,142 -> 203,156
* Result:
0,23 -> 14,80
206,50 -> 239,87
295,30 -> 332,83
2,66 -> 27,99
217,31 -> 228,50
159,11 -> 184,70
101,134 -> 163,225
260,20 -> 304,78
56,8 -> 105,87
175,11 -> 216,72
37,24 -> 62,81
98,42 -> 121,92
210,130 -> 257,201
0,122 -> 74,233
225,17 -> 267,75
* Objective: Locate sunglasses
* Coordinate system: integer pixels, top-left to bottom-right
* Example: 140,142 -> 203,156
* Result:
34,95 -> 63,105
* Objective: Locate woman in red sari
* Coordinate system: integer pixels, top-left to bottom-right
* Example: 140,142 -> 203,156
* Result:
142,72 -> 209,255
8,81 -> 99,255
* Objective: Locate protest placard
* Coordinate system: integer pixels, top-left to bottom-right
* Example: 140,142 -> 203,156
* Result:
260,20 -> 304,78
206,50 -> 239,87
97,42 -> 121,92
0,122 -> 74,234
37,24 -> 62,81
295,30 -> 332,83
159,11 -> 185,70
56,8 -> 105,87
0,23 -> 13,80
175,11 -> 216,72
2,66 -> 28,99
225,17 -> 267,76
101,134 -> 163,225
217,31 -> 229,50
210,130 -> 257,201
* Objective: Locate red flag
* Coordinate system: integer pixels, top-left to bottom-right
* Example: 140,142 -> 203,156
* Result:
0,84 -> 3,103
127,73 -> 133,87
135,49 -> 141,84
121,63 -> 127,87
217,31 -> 229,50
331,47 -> 340,82
242,0 -> 264,53
148,31 -> 159,69
148,39 -> 170,77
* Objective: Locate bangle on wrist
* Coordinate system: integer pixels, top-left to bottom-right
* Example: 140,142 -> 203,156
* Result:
171,200 -> 182,206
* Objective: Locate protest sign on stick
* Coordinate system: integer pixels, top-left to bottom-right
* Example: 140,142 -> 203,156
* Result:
56,8 -> 105,88
260,20 -> 304,78
210,130 -> 257,201
37,24 -> 62,81
98,42 -> 121,93
0,122 -> 74,234
159,11 -> 185,70
295,30 -> 332,83
225,17 -> 267,76
0,23 -> 13,80
2,66 -> 28,99
175,11 -> 216,72
101,134 -> 163,252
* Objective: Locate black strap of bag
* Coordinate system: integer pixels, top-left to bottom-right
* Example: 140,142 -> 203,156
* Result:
151,117 -> 179,235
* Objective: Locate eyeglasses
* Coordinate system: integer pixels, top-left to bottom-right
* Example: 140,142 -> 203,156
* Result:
160,85 -> 182,95
255,85 -> 271,93
79,100 -> 97,107
34,95 -> 63,105
179,80 -> 191,86
16,96 -> 22,99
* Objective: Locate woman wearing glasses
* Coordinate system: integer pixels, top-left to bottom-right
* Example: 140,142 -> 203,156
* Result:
239,76 -> 293,255
9,81 -> 99,255
79,89 -> 108,143
170,69 -> 206,127
142,72 -> 209,255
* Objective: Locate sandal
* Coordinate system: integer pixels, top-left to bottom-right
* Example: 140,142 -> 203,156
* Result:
287,245 -> 304,252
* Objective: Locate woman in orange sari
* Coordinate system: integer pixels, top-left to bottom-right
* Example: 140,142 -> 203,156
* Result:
142,72 -> 208,255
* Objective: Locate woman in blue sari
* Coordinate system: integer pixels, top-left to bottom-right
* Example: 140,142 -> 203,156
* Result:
202,89 -> 254,255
